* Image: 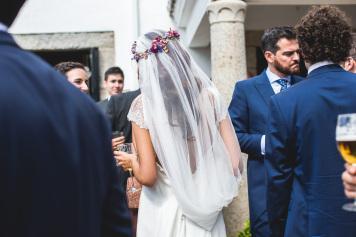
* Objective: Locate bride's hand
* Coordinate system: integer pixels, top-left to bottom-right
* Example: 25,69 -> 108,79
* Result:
114,151 -> 137,171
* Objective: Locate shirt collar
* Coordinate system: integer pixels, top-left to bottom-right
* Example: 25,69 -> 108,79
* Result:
307,61 -> 334,74
0,22 -> 8,32
266,67 -> 291,84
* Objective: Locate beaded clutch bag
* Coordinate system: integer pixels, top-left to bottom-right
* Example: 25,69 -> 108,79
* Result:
126,176 -> 142,209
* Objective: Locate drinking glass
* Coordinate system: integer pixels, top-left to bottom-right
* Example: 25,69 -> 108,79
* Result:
117,143 -> 132,154
336,113 -> 356,212
117,143 -> 138,193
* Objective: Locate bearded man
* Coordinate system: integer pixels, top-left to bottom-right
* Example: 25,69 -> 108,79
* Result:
228,26 -> 303,237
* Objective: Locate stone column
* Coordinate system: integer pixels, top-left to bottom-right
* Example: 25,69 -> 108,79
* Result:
207,1 -> 249,237
208,0 -> 247,103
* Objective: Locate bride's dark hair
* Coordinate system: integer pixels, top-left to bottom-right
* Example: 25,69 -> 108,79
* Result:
144,31 -> 201,137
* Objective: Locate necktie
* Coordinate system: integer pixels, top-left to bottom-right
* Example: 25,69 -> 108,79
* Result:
276,79 -> 288,92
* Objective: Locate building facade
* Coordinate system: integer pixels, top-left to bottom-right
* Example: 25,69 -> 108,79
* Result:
10,0 -> 174,100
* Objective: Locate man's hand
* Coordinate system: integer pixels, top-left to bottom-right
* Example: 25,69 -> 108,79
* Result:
114,150 -> 137,171
112,136 -> 125,151
342,163 -> 356,199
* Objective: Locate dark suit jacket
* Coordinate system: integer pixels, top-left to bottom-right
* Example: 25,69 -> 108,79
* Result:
228,70 -> 303,237
107,90 -> 140,188
97,98 -> 109,113
0,31 -> 131,237
107,90 -> 141,143
265,64 -> 356,237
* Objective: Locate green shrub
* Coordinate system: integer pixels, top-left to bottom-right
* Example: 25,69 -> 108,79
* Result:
237,220 -> 251,237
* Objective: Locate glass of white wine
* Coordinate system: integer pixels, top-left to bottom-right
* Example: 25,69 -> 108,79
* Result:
336,113 -> 356,212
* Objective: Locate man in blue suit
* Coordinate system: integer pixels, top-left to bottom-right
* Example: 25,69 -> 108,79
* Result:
228,26 -> 303,237
265,6 -> 356,237
0,1 -> 131,236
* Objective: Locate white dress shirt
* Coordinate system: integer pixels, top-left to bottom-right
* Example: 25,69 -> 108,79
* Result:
308,61 -> 334,74
0,22 -> 8,32
260,68 -> 292,155
266,67 -> 291,94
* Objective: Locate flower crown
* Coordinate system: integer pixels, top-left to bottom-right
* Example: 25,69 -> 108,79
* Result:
131,29 -> 180,62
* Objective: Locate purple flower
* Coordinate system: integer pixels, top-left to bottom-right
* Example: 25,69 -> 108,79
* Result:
132,29 -> 180,62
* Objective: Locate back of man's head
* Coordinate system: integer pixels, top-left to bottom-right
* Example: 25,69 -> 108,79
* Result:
295,5 -> 352,65
0,0 -> 26,26
261,26 -> 296,54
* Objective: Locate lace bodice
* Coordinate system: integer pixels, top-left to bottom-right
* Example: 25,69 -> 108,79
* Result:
127,95 -> 148,129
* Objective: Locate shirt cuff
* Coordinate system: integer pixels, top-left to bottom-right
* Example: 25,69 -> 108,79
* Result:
261,135 -> 265,155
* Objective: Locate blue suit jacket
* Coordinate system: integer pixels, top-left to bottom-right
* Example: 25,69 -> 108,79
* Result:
229,71 -> 303,237
265,64 -> 356,237
0,31 -> 131,237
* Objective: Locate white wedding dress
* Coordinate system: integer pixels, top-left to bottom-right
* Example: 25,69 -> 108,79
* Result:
127,95 -> 228,237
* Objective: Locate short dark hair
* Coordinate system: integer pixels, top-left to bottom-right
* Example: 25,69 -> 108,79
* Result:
295,5 -> 352,64
0,0 -> 26,26
261,26 -> 297,54
54,61 -> 86,75
104,66 -> 124,81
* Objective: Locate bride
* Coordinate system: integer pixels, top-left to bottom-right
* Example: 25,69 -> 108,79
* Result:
116,29 -> 243,237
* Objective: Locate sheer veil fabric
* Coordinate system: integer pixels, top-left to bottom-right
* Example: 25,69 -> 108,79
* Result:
133,30 -> 242,231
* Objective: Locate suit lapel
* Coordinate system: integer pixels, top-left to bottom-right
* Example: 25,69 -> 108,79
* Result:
254,71 -> 275,106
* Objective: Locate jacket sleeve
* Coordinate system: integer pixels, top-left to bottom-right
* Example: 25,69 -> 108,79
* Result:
228,82 -> 263,158
101,120 -> 132,237
265,96 -> 294,237
107,97 -> 117,132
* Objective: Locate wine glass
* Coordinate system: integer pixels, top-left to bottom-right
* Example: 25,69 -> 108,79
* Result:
336,113 -> 356,212
117,142 -> 132,153
117,143 -> 138,193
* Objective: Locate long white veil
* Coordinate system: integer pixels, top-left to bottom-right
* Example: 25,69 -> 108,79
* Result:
133,30 -> 242,230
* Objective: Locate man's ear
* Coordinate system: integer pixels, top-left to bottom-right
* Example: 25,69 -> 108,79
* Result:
350,59 -> 356,73
264,51 -> 275,64
343,57 -> 353,72
103,80 -> 108,89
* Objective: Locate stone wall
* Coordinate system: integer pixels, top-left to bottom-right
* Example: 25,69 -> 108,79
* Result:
246,30 -> 263,77
13,31 -> 115,99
